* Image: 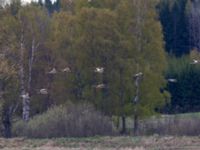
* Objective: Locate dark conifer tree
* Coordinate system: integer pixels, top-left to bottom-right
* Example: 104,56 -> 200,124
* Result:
158,0 -> 190,56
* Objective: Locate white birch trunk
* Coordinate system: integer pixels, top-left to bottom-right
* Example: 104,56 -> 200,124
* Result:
28,38 -> 35,92
20,34 -> 30,122
133,73 -> 142,135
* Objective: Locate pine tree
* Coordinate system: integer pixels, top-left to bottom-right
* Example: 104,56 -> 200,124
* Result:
18,5 -> 50,120
45,0 -> 53,13
186,0 -> 200,50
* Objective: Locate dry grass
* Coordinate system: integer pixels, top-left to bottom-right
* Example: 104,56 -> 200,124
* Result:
138,114 -> 200,136
0,136 -> 200,150
118,113 -> 200,136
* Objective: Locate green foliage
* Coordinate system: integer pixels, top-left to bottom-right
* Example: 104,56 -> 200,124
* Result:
74,7 -> 122,114
115,0 -> 168,118
164,54 -> 200,113
0,0 -> 169,135
0,57 -> 19,135
18,5 -> 49,42
46,11 -> 77,105
0,57 -> 18,108
75,0 -> 120,10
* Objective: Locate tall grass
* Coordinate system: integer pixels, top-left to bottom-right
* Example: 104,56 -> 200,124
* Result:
138,114 -> 200,136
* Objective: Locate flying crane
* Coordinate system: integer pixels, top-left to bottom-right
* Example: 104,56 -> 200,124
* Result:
48,68 -> 57,74
167,78 -> 177,83
39,89 -> 48,95
62,67 -> 71,73
190,59 -> 199,65
94,67 -> 104,73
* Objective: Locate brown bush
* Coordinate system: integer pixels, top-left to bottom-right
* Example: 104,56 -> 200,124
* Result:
13,102 -> 114,138
138,115 -> 200,136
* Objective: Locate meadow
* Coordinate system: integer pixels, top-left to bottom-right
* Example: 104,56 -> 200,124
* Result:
4,112 -> 200,150
1,136 -> 200,150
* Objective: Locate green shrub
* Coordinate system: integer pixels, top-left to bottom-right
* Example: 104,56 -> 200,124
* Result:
13,102 -> 114,138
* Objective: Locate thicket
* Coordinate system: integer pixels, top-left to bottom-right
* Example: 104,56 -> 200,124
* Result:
13,103 -> 114,138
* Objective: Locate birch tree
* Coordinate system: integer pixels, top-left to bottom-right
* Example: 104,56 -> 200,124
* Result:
17,5 -> 49,121
117,0 -> 168,135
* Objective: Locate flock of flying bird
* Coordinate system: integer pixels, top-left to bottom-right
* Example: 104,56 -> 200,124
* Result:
20,67 -> 105,99
11,59 -> 200,99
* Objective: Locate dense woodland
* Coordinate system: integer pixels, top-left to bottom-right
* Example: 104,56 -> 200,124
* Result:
0,0 -> 200,138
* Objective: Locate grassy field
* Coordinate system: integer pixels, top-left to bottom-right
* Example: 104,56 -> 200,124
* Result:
120,112 -> 200,136
1,136 -> 200,150
6,112 -> 200,150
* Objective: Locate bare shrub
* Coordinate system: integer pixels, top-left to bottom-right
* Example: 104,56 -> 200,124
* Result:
13,102 -> 114,138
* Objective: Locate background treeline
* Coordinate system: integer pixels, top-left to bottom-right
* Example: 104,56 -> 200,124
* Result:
44,0 -> 200,114
158,0 -> 200,114
0,0 -> 200,138
0,0 -> 168,137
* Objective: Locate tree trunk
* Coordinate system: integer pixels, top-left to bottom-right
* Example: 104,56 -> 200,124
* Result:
120,115 -> 126,134
116,116 -> 120,130
28,38 -> 35,93
1,82 -> 12,138
20,34 -> 30,122
22,96 -> 30,122
133,71 -> 142,136
132,2 -> 143,135
2,107 -> 12,138
119,67 -> 126,135
133,114 -> 139,136
133,76 -> 139,135
133,0 -> 145,52
45,74 -> 53,110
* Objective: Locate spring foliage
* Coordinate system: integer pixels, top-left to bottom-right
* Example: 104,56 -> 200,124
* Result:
0,0 -> 168,129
